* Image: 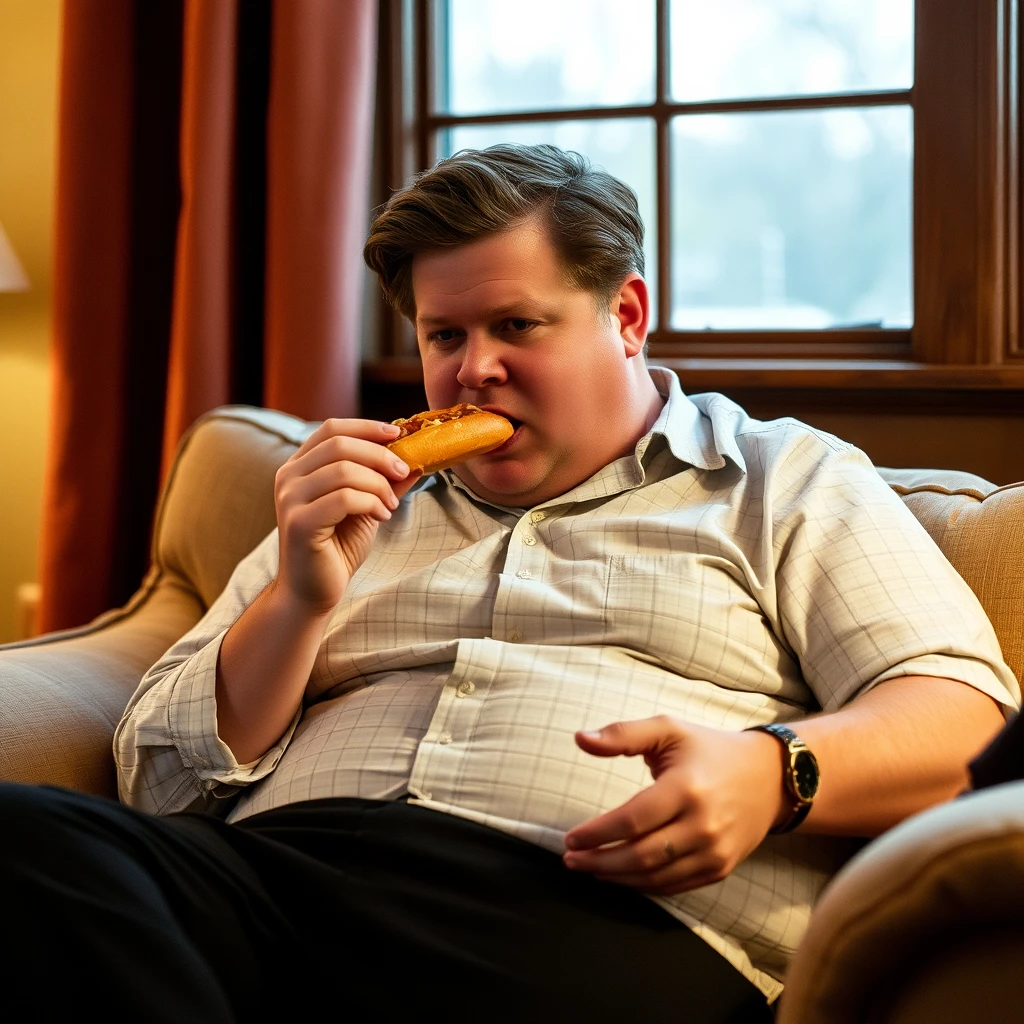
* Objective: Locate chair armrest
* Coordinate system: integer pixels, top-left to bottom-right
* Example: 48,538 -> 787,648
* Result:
0,405 -> 311,799
778,782 -> 1024,1023
0,573 -> 203,797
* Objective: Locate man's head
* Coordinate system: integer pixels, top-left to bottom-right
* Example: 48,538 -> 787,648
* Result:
364,143 -> 645,322
364,144 -> 661,508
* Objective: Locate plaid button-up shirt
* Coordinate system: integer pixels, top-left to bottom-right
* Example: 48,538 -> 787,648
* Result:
116,367 -> 1019,997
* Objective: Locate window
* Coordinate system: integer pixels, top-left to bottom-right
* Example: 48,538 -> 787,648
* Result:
372,0 -> 1024,404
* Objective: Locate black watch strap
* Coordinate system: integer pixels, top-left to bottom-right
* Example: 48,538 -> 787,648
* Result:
746,723 -> 820,835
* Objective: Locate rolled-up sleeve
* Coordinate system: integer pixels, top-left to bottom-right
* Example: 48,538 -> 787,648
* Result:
768,436 -> 1020,715
114,530 -> 301,814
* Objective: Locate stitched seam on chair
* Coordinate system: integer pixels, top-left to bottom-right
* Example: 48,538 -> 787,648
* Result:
887,483 -> 987,500
199,405 -> 316,446
0,564 -> 166,651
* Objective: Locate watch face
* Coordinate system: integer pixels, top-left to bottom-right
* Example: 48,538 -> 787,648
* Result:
793,750 -> 820,801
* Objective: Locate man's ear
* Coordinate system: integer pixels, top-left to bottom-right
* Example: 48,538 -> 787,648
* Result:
610,274 -> 649,357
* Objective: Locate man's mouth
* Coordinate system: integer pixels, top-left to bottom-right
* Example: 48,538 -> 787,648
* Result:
482,411 -> 522,453
492,419 -> 522,453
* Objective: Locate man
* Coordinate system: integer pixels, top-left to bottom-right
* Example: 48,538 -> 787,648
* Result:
2,144 -> 1018,1021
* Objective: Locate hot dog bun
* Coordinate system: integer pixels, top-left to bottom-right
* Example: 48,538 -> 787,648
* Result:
387,404 -> 514,474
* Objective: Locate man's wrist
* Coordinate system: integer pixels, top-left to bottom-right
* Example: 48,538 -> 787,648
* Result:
740,728 -> 792,833
746,723 -> 821,834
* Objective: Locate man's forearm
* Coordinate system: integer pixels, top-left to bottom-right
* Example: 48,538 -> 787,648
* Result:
793,675 -> 1008,837
215,579 -> 333,764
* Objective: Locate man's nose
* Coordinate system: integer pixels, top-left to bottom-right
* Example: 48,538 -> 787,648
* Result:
456,334 -> 507,389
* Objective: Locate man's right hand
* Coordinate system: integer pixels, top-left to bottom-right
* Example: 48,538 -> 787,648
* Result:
214,418 -> 419,764
273,418 -> 419,613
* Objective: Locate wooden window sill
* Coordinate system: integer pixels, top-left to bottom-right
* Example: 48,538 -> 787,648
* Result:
360,358 -> 1024,418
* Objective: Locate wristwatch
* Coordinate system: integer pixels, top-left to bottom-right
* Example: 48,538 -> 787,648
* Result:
747,723 -> 820,834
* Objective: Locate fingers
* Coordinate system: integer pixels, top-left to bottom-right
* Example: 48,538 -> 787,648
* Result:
294,417 -> 401,461
574,716 -> 680,758
278,421 -> 413,527
564,779 -> 684,852
564,821 -> 734,897
290,426 -> 409,485
285,458 -> 404,527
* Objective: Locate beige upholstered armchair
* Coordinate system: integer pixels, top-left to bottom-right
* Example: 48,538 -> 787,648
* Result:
1,404 -> 1022,1020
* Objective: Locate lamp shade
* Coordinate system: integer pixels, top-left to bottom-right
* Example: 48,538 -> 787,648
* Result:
0,220 -> 30,292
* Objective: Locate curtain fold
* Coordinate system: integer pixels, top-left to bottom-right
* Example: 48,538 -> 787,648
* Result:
38,0 -> 378,633
160,0 -> 240,478
264,0 -> 377,422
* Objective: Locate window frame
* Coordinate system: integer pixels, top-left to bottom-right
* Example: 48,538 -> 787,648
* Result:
370,0 -> 1024,403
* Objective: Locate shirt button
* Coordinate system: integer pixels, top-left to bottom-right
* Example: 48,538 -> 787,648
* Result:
456,680 -> 476,697
507,629 -> 522,642
516,569 -> 532,580
530,511 -> 546,523
438,732 -> 452,745
523,534 -> 537,546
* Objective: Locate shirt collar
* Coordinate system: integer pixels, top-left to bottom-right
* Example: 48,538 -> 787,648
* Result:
643,366 -> 747,473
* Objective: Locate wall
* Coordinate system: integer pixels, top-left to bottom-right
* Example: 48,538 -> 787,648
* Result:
0,0 -> 61,642
791,411 -> 1024,486
717,391 -> 1024,486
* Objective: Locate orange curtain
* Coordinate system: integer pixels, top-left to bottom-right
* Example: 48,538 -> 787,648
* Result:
39,0 -> 378,633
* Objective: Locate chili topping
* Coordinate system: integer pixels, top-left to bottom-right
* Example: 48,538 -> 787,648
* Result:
391,403 -> 481,440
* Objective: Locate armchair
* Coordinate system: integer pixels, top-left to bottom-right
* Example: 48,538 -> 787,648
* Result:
1,404 -> 1022,1019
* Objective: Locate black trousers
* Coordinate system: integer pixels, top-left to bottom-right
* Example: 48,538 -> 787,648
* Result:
0,784 -> 772,1023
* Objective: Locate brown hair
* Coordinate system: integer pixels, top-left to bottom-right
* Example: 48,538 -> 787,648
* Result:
363,143 -> 645,321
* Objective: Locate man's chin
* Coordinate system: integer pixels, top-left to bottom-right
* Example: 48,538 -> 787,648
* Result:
452,462 -> 550,508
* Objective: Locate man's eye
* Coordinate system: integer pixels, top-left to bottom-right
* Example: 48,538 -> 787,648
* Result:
429,329 -> 461,346
504,318 -> 534,333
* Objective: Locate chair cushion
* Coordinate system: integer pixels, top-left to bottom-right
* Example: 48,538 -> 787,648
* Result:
0,406 -> 313,796
878,468 -> 1024,685
155,405 -> 315,608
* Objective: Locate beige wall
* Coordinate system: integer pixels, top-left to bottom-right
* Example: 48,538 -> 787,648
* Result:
0,0 -> 60,642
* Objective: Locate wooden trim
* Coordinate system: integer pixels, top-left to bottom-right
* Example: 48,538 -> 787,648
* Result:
649,328 -> 910,358
657,358 -> 1024,390
683,387 -> 1024,417
913,1 -> 1018,365
414,0 -> 430,171
1009,0 -> 1022,358
655,0 -> 670,332
363,355 -> 1024,392
425,90 -> 912,129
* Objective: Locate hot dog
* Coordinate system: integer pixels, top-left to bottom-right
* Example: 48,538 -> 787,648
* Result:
387,404 -> 514,474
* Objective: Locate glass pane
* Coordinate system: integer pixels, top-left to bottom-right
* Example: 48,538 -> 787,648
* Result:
441,0 -> 655,115
445,120 -> 659,327
670,107 -> 912,330
671,0 -> 914,103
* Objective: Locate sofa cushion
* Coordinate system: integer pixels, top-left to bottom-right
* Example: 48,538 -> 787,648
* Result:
155,405 -> 315,609
878,468 -> 1024,686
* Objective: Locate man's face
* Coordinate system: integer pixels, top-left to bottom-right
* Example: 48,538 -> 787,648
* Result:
411,214 -> 652,508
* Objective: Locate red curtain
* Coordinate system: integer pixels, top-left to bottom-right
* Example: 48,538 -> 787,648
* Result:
38,0 -> 377,633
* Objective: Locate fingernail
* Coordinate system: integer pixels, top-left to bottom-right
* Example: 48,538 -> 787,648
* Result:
387,493 -> 400,510
393,458 -> 409,476
382,423 -> 401,437
580,730 -> 602,740
564,834 -> 579,850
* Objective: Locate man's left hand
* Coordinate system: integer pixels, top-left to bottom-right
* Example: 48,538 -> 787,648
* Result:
562,717 -> 787,895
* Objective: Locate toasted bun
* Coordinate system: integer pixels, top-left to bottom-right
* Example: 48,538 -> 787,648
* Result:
387,404 -> 514,474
